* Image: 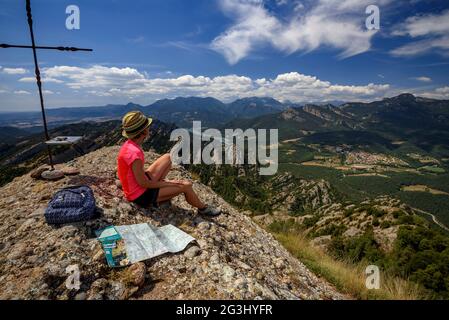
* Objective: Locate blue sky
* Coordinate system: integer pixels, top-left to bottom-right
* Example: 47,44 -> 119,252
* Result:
1,0 -> 449,111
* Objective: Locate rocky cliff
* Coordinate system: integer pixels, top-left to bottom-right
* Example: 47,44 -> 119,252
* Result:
0,146 -> 344,300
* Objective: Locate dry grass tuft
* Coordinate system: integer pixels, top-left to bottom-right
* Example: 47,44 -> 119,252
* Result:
274,232 -> 426,300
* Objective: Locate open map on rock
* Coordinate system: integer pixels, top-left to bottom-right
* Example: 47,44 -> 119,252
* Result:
97,223 -> 195,267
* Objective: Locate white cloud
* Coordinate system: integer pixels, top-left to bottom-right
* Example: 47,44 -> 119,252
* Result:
2,67 -> 28,75
436,87 -> 449,94
391,36 -> 449,57
37,65 -> 391,103
14,90 -> 31,95
411,76 -> 432,82
391,10 -> 449,57
292,1 -> 304,12
255,72 -> 390,102
211,0 -> 389,64
393,10 -> 449,38
156,41 -> 205,52
42,65 -> 145,90
19,76 -> 64,83
275,0 -> 288,6
421,86 -> 449,99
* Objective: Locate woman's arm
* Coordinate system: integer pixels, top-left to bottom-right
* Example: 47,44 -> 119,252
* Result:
132,159 -> 173,189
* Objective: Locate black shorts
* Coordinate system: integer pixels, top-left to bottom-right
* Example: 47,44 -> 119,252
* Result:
132,172 -> 160,208
133,188 -> 160,208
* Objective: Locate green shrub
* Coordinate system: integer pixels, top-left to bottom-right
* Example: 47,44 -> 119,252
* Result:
289,197 -> 306,216
268,219 -> 302,233
380,221 -> 392,229
314,223 -> 347,237
388,226 -> 449,298
398,214 -> 415,225
329,231 -> 384,263
367,206 -> 387,217
303,215 -> 321,228
392,210 -> 405,219
344,207 -> 355,217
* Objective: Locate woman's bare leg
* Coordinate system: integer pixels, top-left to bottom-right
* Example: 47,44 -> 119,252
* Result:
148,155 -> 206,209
157,182 -> 205,209
146,154 -> 171,181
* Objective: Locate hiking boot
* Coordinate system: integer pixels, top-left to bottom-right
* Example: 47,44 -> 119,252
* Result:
198,205 -> 221,217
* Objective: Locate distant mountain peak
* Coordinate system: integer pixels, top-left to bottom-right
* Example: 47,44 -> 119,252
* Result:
125,102 -> 142,107
173,96 -> 222,102
383,93 -> 416,102
303,103 -> 336,110
226,96 -> 286,118
233,96 -> 282,104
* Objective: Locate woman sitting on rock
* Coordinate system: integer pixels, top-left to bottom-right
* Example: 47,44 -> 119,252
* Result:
117,111 -> 220,216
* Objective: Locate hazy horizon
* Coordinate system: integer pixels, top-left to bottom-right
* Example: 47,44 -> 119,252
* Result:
0,91 -> 440,114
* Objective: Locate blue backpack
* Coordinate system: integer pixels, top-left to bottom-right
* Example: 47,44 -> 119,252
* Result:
45,185 -> 97,224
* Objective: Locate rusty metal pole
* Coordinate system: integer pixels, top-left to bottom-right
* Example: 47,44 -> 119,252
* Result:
25,0 -> 54,169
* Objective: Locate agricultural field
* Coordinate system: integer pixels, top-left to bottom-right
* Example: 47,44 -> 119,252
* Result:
278,140 -> 449,230
401,185 -> 449,196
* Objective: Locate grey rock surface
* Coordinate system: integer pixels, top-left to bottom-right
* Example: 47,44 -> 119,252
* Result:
0,146 -> 345,300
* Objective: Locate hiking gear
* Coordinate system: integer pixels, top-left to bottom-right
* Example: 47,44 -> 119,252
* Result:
45,185 -> 97,224
121,111 -> 152,139
198,205 -> 221,216
117,139 -> 147,201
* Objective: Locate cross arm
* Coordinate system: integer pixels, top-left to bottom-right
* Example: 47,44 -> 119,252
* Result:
0,43 -> 93,51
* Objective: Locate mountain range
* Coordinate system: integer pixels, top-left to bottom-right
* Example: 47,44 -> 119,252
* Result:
226,94 -> 449,157
0,96 -> 293,130
3,93 -> 448,153
2,93 -> 449,186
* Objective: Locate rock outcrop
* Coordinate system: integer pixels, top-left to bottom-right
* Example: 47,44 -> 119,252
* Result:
269,173 -> 334,214
0,146 -> 344,300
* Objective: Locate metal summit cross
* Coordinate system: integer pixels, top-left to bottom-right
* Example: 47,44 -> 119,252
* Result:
0,0 -> 92,169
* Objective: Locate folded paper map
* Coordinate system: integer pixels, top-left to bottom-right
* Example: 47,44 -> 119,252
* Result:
96,223 -> 195,267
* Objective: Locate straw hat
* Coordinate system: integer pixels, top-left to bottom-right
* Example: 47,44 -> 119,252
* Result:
121,111 -> 153,139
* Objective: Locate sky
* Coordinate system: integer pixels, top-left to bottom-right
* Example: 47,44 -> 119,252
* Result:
0,0 -> 449,111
